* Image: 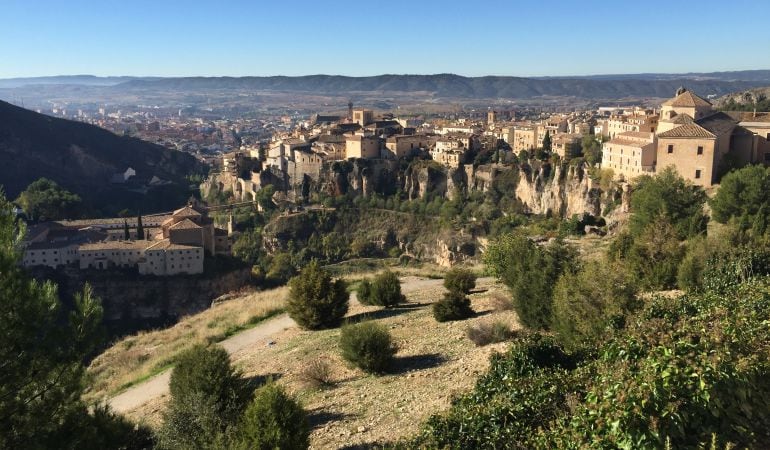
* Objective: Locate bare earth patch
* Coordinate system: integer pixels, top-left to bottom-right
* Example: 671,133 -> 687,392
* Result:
121,277 -> 517,448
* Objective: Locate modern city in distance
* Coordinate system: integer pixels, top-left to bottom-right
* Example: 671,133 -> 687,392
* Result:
2,1 -> 770,449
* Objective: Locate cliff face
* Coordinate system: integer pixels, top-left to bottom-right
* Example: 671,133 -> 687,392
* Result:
214,157 -> 618,222
34,266 -> 251,338
514,163 -> 603,217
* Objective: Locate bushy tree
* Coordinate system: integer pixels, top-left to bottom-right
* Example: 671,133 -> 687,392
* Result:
357,279 -> 373,305
159,344 -> 251,449
627,216 -> 685,290
581,134 -> 602,165
339,321 -> 397,374
15,177 -> 82,220
232,228 -> 264,265
358,271 -> 405,308
552,261 -> 639,348
485,234 -> 577,330
433,290 -> 475,322
136,214 -> 144,240
231,383 -> 309,450
350,235 -> 375,257
443,267 -> 477,294
266,252 -> 295,284
710,164 -> 770,231
629,167 -> 708,239
287,261 -> 348,330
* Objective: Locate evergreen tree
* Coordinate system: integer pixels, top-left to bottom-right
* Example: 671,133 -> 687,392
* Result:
159,345 -> 251,449
136,215 -> 144,239
0,191 -> 151,448
287,261 -> 349,329
123,220 -> 130,240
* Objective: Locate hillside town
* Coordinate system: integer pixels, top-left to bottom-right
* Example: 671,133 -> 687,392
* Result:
204,88 -> 770,208
17,87 -> 770,279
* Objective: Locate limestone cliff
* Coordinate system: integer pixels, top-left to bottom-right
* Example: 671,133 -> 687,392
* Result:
514,163 -> 602,217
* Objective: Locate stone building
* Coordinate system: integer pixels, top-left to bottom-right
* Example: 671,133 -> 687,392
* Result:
384,134 -> 433,159
551,133 -> 583,159
512,125 -> 538,153
345,135 -> 381,159
656,111 -> 737,186
138,240 -> 204,276
352,109 -> 374,127
22,204 -> 229,276
601,131 -> 657,180
600,88 -> 767,187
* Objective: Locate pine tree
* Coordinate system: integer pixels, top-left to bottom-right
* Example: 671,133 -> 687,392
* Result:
136,215 -> 144,240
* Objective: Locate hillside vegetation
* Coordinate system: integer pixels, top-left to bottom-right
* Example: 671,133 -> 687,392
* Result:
0,100 -> 204,215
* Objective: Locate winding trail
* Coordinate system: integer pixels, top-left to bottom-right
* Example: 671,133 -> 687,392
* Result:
108,276 -> 488,414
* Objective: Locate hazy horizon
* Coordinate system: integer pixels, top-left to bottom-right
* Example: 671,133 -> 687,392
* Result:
3,69 -> 770,81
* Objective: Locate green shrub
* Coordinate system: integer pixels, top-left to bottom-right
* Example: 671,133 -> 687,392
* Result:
159,344 -> 251,449
357,279 -> 373,305
415,334 -> 583,449
628,166 -> 708,239
466,320 -> 515,346
433,291 -> 475,322
231,383 -> 309,450
709,164 -> 770,227
485,234 -> 576,330
628,215 -> 685,290
359,271 -> 405,308
412,277 -> 770,449
551,261 -> 639,348
339,321 -> 397,374
287,261 -> 349,330
443,267 -> 477,294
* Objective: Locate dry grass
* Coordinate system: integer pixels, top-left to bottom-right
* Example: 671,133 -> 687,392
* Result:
85,287 -> 288,401
299,356 -> 335,388
121,277 -> 519,448
466,319 -> 517,346
489,291 -> 514,312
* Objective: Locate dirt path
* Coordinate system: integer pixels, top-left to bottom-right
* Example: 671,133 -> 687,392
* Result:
108,276 -> 464,414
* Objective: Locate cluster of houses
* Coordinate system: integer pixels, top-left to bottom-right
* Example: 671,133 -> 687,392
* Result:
21,205 -> 232,275
214,88 -> 770,204
599,88 -> 770,186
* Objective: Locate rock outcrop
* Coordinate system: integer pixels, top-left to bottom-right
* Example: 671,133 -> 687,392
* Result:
514,163 -> 602,217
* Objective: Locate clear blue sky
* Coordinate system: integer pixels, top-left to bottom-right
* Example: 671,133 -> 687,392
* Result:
1,0 -> 768,78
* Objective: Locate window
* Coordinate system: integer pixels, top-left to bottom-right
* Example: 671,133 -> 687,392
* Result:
695,169 -> 702,179
697,146 -> 703,155
667,144 -> 674,154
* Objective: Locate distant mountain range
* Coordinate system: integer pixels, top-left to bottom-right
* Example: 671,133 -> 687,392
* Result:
2,71 -> 769,100
0,75 -> 161,89
0,100 -> 204,215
